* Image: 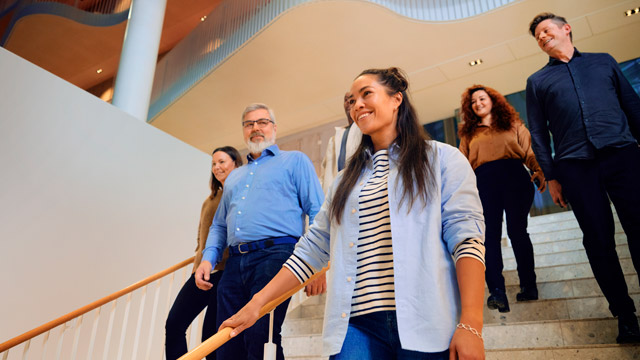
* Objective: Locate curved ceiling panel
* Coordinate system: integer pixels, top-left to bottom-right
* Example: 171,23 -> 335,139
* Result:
148,0 -> 518,121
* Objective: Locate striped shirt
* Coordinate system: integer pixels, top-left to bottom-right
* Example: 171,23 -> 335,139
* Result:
350,150 -> 395,317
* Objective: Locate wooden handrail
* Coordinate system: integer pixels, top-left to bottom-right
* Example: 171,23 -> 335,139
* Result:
178,264 -> 330,360
0,256 -> 195,353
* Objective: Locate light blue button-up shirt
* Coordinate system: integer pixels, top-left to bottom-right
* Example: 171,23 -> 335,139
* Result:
202,145 -> 324,265
291,141 -> 485,355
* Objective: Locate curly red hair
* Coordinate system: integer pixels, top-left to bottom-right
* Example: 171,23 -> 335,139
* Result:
458,84 -> 521,139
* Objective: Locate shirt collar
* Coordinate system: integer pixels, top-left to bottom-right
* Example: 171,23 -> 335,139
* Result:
548,47 -> 582,65
363,143 -> 400,168
247,144 -> 279,162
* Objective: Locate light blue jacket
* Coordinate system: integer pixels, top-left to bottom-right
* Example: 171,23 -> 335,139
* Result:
292,141 -> 485,355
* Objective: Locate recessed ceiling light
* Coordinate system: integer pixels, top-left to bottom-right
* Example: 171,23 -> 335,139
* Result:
96,69 -> 103,74
624,7 -> 639,16
201,15 -> 207,21
469,59 -> 483,67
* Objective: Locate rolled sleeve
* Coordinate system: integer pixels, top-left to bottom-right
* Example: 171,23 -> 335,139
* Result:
438,144 -> 485,255
291,194 -> 332,272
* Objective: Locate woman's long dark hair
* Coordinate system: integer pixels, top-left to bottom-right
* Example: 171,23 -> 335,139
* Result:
210,146 -> 243,198
330,67 -> 435,224
458,84 -> 521,139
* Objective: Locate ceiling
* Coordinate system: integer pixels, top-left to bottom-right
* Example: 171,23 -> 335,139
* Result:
2,0 -> 222,90
149,0 -> 640,153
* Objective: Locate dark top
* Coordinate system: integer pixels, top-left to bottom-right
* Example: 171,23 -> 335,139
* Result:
526,48 -> 640,180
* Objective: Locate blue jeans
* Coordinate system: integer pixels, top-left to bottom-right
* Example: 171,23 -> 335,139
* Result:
216,243 -> 294,360
331,311 -> 449,360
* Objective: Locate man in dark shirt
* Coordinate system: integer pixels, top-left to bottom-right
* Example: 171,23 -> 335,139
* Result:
526,12 -> 640,344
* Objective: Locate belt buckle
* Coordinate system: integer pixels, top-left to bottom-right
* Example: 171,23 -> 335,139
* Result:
237,243 -> 249,254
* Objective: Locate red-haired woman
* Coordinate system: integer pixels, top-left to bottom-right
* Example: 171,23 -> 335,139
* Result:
459,85 -> 546,313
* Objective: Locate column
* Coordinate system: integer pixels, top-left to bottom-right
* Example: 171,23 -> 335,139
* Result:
112,0 -> 168,121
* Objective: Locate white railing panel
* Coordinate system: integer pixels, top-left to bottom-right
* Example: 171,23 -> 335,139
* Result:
2,259 -> 194,360
86,307 -> 100,359
144,279 -> 162,360
39,331 -> 50,360
20,339 -> 29,360
130,286 -> 147,359
69,315 -> 82,360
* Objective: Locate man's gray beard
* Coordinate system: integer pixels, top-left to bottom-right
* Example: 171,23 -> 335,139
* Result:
246,135 -> 276,155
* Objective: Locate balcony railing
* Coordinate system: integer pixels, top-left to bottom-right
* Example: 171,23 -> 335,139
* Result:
0,0 -> 131,45
0,257 -> 196,360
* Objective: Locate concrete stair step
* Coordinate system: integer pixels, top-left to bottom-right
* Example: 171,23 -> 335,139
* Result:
502,234 -> 627,259
504,257 -> 636,285
483,317 -> 631,349
523,223 -> 623,245
283,334 -> 323,358
521,207 -> 616,227
525,217 -> 582,234
503,243 -> 629,271
483,294 -> 640,324
498,273 -> 639,301
526,211 -> 581,226
486,344 -> 640,360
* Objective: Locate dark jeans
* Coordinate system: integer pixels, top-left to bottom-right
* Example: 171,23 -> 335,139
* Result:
475,159 -> 537,292
216,243 -> 294,360
555,144 -> 640,317
165,271 -> 223,360
331,311 -> 449,360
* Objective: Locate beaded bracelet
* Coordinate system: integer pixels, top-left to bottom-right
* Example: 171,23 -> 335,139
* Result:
456,323 -> 483,340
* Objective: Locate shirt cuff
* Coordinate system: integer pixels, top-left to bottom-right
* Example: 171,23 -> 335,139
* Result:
453,238 -> 485,268
202,248 -> 219,266
283,254 -> 316,284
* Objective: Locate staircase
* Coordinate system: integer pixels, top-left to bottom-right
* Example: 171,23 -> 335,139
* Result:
281,210 -> 640,359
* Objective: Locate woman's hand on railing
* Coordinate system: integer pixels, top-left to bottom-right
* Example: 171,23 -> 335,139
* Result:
218,299 -> 263,337
195,261 -> 213,290
304,272 -> 327,296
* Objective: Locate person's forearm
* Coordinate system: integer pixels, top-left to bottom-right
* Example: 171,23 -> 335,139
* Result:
251,267 -> 301,308
456,257 -> 485,329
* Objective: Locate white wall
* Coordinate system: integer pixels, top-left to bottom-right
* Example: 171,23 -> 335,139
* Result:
0,47 -> 212,342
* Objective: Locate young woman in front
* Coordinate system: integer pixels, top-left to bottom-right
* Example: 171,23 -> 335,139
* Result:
220,68 -> 486,360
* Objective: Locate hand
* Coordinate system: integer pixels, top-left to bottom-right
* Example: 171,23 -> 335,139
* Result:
304,272 -> 327,296
449,327 -> 485,360
547,179 -> 567,208
195,261 -> 213,290
530,171 -> 546,193
219,299 -> 263,337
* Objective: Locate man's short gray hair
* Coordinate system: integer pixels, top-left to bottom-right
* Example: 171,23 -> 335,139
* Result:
241,103 -> 276,124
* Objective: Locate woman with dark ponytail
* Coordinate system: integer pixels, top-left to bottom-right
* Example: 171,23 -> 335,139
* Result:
220,68 -> 486,360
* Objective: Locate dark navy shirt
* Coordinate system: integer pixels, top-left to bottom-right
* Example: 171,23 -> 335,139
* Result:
526,49 -> 640,180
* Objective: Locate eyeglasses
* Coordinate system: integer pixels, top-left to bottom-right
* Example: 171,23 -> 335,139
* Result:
242,118 -> 273,129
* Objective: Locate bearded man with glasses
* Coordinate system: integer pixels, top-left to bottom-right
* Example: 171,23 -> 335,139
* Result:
195,103 -> 325,360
